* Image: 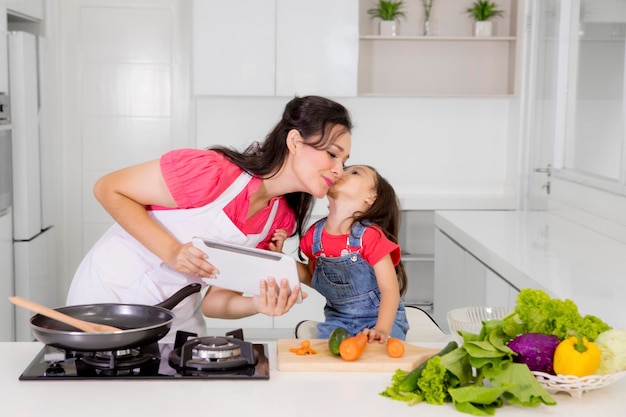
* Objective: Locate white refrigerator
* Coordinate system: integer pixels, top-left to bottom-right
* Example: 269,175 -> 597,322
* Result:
8,31 -> 58,341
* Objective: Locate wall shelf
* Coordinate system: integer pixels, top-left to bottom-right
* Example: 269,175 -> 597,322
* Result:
358,0 -> 522,97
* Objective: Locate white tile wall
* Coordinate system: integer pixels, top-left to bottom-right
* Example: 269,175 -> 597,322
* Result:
60,0 -> 191,290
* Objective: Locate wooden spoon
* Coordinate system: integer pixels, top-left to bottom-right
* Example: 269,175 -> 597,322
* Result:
9,296 -> 122,333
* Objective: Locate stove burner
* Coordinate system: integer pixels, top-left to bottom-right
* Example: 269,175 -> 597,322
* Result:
169,335 -> 258,372
81,348 -> 155,371
192,337 -> 241,360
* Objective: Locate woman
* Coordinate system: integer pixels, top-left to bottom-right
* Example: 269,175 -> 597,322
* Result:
66,96 -> 353,341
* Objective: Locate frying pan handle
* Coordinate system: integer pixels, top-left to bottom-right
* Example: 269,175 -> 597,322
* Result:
156,283 -> 202,310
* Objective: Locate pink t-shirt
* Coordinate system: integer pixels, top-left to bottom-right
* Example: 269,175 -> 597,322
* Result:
300,224 -> 401,273
153,148 -> 296,250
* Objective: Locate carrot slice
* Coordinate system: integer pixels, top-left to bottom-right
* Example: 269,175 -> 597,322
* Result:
339,333 -> 368,361
386,337 -> 405,358
290,339 -> 318,355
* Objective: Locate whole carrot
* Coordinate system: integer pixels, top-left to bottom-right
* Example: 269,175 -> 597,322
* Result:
339,333 -> 368,361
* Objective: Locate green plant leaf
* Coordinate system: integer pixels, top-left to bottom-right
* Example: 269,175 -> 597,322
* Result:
465,0 -> 505,21
367,0 -> 406,21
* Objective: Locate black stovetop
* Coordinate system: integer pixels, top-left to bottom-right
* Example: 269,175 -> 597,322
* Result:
19,330 -> 269,381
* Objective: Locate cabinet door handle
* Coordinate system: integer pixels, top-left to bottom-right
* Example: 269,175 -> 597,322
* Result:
534,164 -> 552,176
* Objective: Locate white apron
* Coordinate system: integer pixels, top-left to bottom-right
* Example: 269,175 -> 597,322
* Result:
67,172 -> 279,342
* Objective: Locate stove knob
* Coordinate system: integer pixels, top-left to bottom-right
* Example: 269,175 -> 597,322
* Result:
44,364 -> 66,377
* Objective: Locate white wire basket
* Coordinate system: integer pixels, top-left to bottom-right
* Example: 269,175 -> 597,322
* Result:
532,370 -> 626,398
446,306 -> 512,336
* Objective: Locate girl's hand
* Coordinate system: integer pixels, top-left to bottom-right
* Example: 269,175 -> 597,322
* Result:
253,277 -> 307,315
362,327 -> 389,343
269,229 -> 289,253
172,241 -> 218,278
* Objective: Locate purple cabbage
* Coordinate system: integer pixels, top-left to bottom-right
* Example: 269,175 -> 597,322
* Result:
507,333 -> 561,374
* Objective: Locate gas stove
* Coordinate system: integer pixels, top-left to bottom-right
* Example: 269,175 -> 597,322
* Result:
19,329 -> 269,380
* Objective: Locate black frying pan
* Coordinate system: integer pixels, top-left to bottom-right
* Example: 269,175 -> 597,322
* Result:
29,283 -> 201,351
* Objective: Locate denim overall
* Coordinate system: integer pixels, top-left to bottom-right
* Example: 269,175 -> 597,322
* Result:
311,220 -> 409,339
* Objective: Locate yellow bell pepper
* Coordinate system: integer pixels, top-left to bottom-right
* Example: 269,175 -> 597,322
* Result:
553,334 -> 601,377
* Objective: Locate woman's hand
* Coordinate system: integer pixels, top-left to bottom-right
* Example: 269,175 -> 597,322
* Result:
269,229 -> 289,253
253,277 -> 307,316
172,241 -> 218,278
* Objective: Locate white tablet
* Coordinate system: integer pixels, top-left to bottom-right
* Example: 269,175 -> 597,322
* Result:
191,236 -> 302,303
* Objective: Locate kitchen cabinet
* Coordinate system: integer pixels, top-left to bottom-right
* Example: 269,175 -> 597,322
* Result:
192,0 -> 275,96
192,0 -> 359,97
1,0 -> 43,21
358,0 -> 522,96
433,228 -> 519,332
275,0 -> 358,97
399,210 -> 435,314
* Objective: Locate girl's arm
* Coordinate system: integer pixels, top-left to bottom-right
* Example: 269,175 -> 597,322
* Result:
93,159 -> 216,277
366,254 -> 401,343
269,228 -> 313,287
296,261 -> 313,287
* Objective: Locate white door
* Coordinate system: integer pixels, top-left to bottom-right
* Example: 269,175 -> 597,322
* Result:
520,0 -> 563,211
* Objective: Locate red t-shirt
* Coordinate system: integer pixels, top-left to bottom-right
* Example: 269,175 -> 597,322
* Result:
300,223 -> 401,272
152,148 -> 296,250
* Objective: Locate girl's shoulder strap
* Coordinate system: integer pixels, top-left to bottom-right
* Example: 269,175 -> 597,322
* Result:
347,220 -> 372,249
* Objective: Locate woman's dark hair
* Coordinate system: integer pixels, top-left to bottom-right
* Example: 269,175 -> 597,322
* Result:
351,166 -> 408,297
210,96 -> 353,239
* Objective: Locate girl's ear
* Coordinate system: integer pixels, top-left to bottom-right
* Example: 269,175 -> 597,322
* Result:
365,193 -> 377,206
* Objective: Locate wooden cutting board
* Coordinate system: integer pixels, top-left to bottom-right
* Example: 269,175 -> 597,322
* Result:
276,339 -> 440,372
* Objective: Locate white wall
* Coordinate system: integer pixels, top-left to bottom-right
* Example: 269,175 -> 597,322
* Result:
195,96 -> 517,199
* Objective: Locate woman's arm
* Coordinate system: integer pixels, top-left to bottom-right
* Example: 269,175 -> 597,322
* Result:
202,278 -> 304,318
93,159 -> 216,277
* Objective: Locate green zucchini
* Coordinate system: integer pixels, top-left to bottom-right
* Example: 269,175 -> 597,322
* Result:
397,340 -> 458,392
328,327 -> 350,356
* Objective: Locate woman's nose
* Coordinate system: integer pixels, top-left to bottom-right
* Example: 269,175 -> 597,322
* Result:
333,161 -> 345,179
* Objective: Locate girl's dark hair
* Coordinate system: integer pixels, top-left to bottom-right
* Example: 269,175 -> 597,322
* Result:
209,96 -> 353,240
351,166 -> 408,297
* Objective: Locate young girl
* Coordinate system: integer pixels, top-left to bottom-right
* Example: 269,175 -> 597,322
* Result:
298,165 -> 409,342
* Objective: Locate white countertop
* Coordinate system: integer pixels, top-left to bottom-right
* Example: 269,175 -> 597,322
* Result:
2,341 -> 625,417
435,210 -> 626,329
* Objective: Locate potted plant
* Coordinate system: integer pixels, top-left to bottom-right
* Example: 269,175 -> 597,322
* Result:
367,0 -> 406,37
465,0 -> 505,37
